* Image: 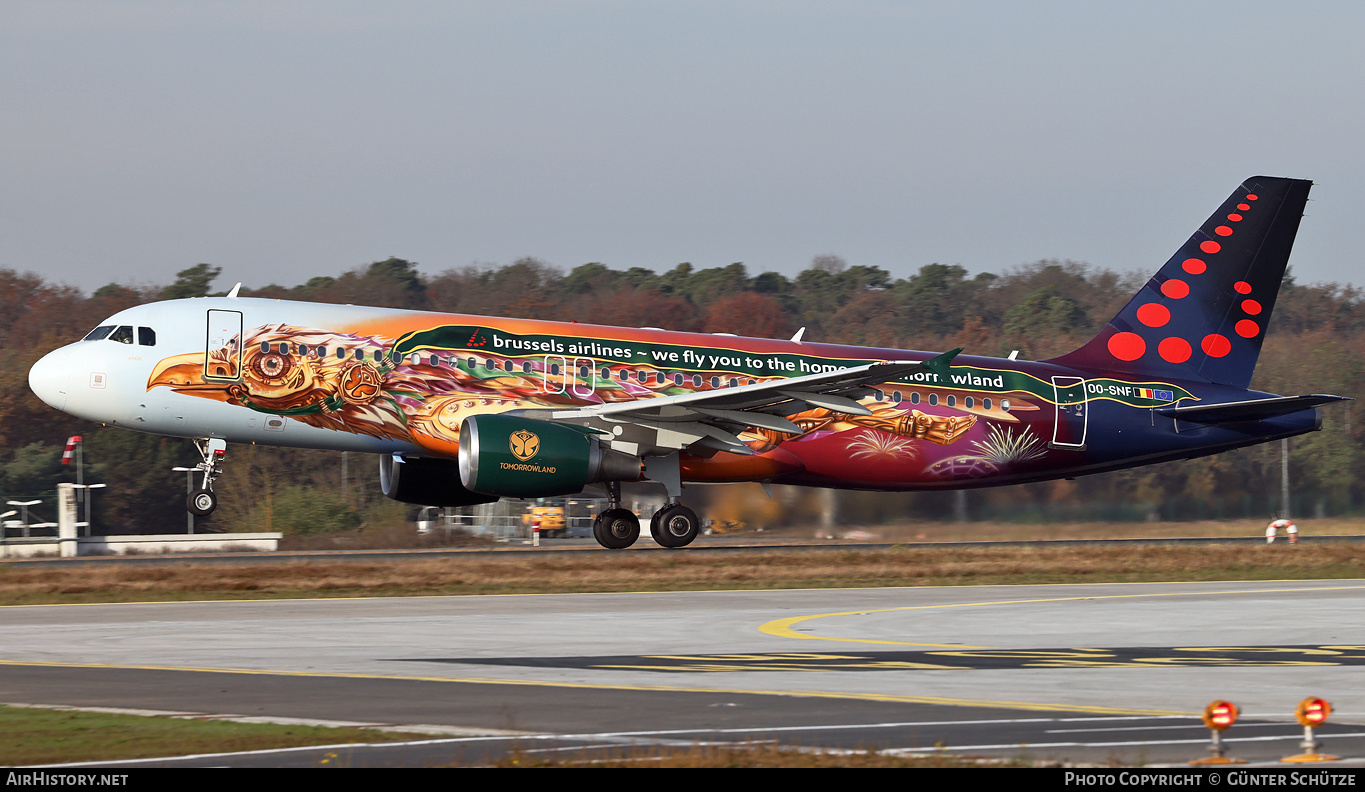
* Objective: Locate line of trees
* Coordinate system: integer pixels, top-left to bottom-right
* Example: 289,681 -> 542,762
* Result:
1,254 -> 1360,535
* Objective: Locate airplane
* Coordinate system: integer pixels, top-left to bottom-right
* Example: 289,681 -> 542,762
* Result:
27,176 -> 1348,549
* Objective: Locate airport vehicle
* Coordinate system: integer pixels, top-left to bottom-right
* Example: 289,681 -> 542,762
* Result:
28,177 -> 1346,549
524,506 -> 568,538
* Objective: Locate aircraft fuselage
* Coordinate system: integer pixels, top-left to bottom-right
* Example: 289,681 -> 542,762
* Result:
28,296 -> 1319,492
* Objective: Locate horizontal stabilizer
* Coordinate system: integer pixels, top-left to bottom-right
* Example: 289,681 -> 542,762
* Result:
1157,394 -> 1349,424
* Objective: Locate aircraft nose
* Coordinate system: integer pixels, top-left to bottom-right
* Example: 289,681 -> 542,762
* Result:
28,347 -> 71,412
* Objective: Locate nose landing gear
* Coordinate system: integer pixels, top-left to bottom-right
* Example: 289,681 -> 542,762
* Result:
185,438 -> 227,517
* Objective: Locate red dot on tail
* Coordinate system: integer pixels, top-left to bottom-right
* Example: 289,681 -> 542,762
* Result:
1234,281 -> 1252,294
1227,213 -> 1243,222
1108,332 -> 1146,361
1137,303 -> 1171,327
1242,299 -> 1262,315
1237,203 -> 1250,211
1215,226 -> 1233,236
1160,279 -> 1190,299
1246,194 -> 1258,200
1182,258 -> 1206,274
1235,319 -> 1259,338
1202,334 -> 1231,357
1201,241 -> 1221,254
1159,337 -> 1192,364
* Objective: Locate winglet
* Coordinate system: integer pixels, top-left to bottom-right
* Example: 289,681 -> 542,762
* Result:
790,327 -> 805,344
921,348 -> 962,380
226,283 -> 242,299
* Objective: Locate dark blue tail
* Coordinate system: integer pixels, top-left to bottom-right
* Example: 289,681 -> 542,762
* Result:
1046,176 -> 1311,388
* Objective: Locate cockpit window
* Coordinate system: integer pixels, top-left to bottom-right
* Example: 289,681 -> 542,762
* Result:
138,327 -> 156,346
83,326 -> 115,341
109,326 -> 134,344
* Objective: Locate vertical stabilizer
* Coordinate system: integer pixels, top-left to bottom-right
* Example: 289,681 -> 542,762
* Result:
1045,176 -> 1311,388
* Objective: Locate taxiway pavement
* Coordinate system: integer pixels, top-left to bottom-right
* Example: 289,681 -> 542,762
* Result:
4,579 -> 1364,766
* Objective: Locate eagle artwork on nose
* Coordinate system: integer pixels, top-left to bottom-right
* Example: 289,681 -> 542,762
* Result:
146,323 -> 563,450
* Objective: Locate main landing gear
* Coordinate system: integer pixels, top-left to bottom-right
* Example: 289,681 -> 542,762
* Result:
650,502 -> 700,548
185,438 -> 227,517
591,481 -> 701,550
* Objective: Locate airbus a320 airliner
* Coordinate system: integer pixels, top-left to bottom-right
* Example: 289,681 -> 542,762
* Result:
28,177 -> 1347,548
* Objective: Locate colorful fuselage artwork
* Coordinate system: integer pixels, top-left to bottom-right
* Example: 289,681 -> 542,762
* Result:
145,309 -> 1242,491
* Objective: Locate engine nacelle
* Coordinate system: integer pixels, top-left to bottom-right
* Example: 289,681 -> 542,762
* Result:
458,414 -> 641,498
378,454 -> 500,507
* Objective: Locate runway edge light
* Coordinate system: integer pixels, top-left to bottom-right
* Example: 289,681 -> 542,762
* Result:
1190,700 -> 1245,765
1282,697 -> 1340,763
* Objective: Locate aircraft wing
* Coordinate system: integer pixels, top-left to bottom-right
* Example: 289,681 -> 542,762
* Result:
536,348 -> 962,456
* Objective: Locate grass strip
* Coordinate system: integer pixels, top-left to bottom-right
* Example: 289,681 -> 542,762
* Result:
1,543 -> 1362,606
0,704 -> 429,767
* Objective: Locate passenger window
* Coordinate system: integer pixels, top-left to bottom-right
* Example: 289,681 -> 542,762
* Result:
893,390 -> 903,403
928,393 -> 939,406
137,327 -> 156,346
336,348 -> 346,359
109,326 -> 134,344
278,343 -> 290,355
946,395 -> 956,407
316,345 -> 327,357
673,373 -> 683,386
910,392 -> 920,404
964,396 -> 974,409
1001,399 -> 1011,412
522,362 -> 532,374
983,397 -> 993,410
710,376 -> 719,388
692,374 -> 702,387
728,377 -> 738,388
83,326 -> 115,341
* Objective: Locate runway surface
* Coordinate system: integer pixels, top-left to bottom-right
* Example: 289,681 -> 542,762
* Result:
3,579 -> 1365,766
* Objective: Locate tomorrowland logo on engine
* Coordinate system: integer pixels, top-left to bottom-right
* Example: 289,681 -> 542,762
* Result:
510,429 -> 541,461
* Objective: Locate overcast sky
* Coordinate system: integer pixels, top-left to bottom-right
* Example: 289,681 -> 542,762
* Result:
4,1 -> 1363,295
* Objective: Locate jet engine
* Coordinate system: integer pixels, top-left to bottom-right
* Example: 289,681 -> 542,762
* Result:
378,454 -> 500,507
458,414 -> 641,498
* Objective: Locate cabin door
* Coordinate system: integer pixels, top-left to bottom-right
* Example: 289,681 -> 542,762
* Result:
204,310 -> 243,381
1049,376 -> 1087,450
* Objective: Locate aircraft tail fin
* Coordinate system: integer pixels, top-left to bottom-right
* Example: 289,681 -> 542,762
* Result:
1045,176 -> 1312,388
